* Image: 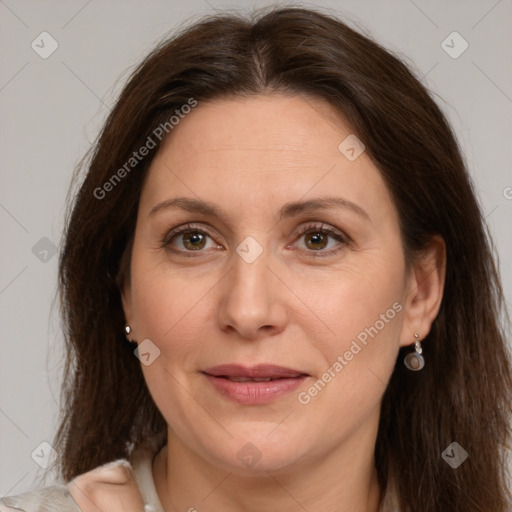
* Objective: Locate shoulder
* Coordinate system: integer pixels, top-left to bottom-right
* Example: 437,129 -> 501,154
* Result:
0,433 -> 166,512
0,459 -> 143,512
0,483 -> 80,512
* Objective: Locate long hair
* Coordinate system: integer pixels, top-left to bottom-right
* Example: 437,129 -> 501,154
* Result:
55,7 -> 512,510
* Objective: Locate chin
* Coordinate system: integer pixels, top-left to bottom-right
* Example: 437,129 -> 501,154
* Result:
207,428 -> 309,475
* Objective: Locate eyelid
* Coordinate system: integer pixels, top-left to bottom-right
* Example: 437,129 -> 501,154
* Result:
288,222 -> 350,257
161,222 -> 218,245
292,222 -> 350,243
161,221 -> 350,256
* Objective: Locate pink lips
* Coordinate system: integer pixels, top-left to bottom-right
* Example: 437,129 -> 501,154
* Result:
202,364 -> 309,405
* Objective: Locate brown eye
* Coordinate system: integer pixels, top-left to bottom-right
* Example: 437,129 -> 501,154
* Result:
181,231 -> 207,250
304,232 -> 329,250
292,223 -> 349,257
162,224 -> 221,257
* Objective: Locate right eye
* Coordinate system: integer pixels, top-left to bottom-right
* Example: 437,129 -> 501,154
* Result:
161,224 -> 222,256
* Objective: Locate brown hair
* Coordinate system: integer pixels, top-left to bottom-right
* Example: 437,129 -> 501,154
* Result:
55,6 -> 512,510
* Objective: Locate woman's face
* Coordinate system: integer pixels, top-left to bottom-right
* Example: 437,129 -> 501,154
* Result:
122,94 -> 434,474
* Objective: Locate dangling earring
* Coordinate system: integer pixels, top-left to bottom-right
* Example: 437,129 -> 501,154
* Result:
404,333 -> 425,371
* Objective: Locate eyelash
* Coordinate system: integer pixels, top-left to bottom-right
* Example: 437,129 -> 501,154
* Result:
161,222 -> 350,258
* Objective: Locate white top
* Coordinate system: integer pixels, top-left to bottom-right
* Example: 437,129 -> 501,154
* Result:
0,433 -> 166,512
129,432 -> 166,511
0,433 -> 399,511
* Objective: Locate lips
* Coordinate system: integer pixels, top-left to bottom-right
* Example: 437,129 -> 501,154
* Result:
202,363 -> 307,380
202,364 -> 309,405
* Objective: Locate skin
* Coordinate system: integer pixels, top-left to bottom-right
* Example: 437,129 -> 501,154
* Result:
82,94 -> 445,512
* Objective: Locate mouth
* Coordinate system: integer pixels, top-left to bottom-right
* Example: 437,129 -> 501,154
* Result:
218,376 -> 287,382
202,364 -> 309,404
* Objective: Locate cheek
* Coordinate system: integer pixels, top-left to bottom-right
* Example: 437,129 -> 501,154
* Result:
293,253 -> 405,416
129,259 -> 216,427
299,253 -> 405,356
131,262 -> 211,351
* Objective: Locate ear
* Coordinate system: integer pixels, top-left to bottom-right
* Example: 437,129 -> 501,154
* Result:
399,235 -> 446,347
119,276 -> 137,343
120,278 -> 133,328
116,241 -> 135,333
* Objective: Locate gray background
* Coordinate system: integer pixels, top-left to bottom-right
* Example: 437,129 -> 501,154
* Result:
1,0 -> 511,496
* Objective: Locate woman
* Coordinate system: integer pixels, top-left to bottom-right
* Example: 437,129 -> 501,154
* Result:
1,6 -> 510,512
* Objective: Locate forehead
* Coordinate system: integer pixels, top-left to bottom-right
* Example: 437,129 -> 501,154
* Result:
153,94 -> 353,168
140,94 -> 396,224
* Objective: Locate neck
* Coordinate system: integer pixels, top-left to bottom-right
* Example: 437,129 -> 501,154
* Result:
153,424 -> 382,512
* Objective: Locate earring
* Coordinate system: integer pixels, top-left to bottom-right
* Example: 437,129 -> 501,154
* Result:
404,333 -> 425,371
124,324 -> 137,346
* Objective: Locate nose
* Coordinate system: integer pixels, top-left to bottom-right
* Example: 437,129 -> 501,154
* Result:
216,246 -> 289,340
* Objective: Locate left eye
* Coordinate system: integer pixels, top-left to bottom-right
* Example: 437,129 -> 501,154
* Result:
297,231 -> 338,250
291,225 -> 348,254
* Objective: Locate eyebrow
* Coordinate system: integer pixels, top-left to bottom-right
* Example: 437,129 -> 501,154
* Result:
149,196 -> 370,221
